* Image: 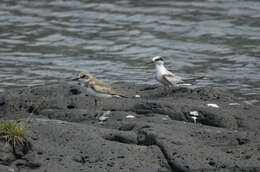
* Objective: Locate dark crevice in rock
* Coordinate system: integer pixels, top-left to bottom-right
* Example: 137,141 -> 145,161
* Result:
137,130 -> 156,146
67,104 -> 75,109
105,135 -> 133,144
27,105 -> 35,113
14,159 -> 41,170
157,145 -> 186,172
13,140 -> 32,159
0,139 -> 33,168
0,100 -> 5,106
137,130 -> 185,172
103,134 -> 137,144
70,89 -> 81,95
236,138 -> 249,145
194,111 -> 222,128
73,156 -> 87,164
140,86 -> 159,91
132,102 -> 171,115
25,162 -> 41,169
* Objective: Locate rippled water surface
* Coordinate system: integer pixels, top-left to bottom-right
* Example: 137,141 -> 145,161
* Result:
0,0 -> 260,104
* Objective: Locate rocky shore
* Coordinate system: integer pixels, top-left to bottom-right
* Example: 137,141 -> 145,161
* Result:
0,82 -> 260,172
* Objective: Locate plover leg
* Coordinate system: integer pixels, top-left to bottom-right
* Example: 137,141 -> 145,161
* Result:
94,99 -> 103,118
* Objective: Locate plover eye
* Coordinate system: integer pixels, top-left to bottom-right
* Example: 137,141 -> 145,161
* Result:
80,75 -> 85,78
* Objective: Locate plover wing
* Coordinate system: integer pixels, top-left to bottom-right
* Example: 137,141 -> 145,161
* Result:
89,79 -> 127,98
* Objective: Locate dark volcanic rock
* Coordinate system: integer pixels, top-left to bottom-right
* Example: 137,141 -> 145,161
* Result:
0,164 -> 14,171
0,141 -> 16,165
25,118 -> 170,172
0,82 -> 260,172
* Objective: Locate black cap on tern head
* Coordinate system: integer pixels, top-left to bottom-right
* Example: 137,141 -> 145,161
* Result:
152,56 -> 164,62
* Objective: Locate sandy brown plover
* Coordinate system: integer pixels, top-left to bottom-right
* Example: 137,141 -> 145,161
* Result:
72,72 -> 126,117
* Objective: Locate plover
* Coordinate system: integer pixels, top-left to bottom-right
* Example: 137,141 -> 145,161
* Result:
150,56 -> 203,90
72,72 -> 126,116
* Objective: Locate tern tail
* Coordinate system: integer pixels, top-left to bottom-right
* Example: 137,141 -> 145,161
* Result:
181,76 -> 204,83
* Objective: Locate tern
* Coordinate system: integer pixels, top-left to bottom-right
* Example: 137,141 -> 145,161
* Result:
150,56 -> 203,92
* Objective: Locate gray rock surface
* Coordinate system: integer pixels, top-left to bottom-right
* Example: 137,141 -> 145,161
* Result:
0,82 -> 260,172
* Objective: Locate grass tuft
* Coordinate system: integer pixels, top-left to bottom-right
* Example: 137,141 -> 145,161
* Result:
0,120 -> 27,147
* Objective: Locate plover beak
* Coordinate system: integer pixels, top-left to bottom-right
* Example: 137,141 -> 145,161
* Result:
72,77 -> 80,81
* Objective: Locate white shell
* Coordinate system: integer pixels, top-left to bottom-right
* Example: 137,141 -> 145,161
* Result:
229,103 -> 240,106
126,115 -> 135,119
99,116 -> 109,121
207,104 -> 219,108
99,111 -> 111,121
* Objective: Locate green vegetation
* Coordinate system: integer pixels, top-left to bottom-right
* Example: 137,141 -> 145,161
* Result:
0,95 -> 46,150
0,120 -> 27,147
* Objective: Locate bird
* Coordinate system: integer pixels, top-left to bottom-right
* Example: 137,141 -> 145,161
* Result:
150,56 -> 204,92
72,72 -> 126,117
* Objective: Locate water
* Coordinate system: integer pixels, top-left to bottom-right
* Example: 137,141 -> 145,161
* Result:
0,0 -> 259,105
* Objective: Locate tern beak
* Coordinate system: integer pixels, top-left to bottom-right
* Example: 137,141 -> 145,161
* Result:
72,77 -> 80,81
146,61 -> 153,65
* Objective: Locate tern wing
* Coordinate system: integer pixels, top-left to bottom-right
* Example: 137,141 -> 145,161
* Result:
181,76 -> 204,84
162,74 -> 182,86
90,79 -> 127,98
163,69 -> 204,85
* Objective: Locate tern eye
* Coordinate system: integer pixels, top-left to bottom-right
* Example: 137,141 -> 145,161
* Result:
155,58 -> 162,62
80,74 -> 85,78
